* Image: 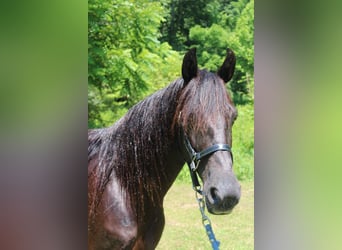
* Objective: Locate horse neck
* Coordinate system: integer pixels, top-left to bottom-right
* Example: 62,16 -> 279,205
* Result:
115,80 -> 186,203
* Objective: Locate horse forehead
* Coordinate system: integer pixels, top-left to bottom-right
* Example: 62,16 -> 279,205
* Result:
207,116 -> 230,131
199,69 -> 216,79
209,105 -> 237,131
198,70 -> 236,109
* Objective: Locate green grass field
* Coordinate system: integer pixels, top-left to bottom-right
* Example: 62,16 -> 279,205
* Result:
157,181 -> 254,250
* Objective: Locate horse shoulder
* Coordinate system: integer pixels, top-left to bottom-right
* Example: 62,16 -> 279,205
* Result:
95,177 -> 138,249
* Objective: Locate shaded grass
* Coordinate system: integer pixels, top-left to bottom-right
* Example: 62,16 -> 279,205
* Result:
157,181 -> 254,250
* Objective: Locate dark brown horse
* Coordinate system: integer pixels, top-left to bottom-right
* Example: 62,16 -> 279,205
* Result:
88,48 -> 241,249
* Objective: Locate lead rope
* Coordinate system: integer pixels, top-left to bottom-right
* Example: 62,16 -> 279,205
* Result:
179,122 -> 221,250
189,167 -> 220,250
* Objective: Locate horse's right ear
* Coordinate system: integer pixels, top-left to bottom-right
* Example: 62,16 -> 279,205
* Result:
182,48 -> 198,84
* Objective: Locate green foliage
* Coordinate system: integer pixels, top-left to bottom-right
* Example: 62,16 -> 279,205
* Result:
219,0 -> 250,29
229,0 -> 254,103
189,24 -> 231,70
88,0 -> 181,127
88,0 -> 254,179
89,0 -> 254,127
189,0 -> 254,105
232,104 -> 254,180
159,0 -> 223,51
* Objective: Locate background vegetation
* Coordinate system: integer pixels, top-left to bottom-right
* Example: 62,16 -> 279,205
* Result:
88,0 -> 254,181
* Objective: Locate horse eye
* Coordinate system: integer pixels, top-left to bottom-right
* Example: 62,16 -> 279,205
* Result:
231,113 -> 238,125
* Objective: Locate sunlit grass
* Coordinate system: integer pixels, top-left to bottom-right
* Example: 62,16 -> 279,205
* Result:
157,181 -> 254,250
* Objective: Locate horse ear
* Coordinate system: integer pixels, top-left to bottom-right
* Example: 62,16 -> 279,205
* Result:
182,48 -> 198,84
217,48 -> 236,83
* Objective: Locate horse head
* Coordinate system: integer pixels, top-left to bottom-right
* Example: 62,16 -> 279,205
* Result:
177,48 -> 241,215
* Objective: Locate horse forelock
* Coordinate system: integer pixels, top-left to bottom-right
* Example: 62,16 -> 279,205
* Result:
175,69 -> 236,135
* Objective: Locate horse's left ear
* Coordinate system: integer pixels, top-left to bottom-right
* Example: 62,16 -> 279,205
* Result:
182,48 -> 198,84
217,48 -> 236,83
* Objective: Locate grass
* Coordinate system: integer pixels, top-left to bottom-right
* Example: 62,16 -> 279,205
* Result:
157,180 -> 254,250
232,104 -> 254,181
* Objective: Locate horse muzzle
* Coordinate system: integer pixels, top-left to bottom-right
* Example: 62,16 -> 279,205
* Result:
204,176 -> 241,215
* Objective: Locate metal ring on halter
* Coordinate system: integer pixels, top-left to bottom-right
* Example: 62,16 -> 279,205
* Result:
183,134 -> 232,173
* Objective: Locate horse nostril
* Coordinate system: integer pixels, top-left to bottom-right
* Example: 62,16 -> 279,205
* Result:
209,187 -> 239,209
210,187 -> 219,203
223,196 -> 239,209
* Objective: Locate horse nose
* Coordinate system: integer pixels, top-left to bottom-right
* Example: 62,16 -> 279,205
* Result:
207,180 -> 241,214
210,187 -> 240,211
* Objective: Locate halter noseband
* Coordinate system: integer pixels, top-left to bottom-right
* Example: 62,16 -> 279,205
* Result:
180,129 -> 232,173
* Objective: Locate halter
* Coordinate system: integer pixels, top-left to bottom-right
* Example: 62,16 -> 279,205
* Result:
183,134 -> 232,172
179,128 -> 233,250
180,128 -> 232,187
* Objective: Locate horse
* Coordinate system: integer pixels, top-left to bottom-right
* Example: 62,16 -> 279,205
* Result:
88,48 -> 241,249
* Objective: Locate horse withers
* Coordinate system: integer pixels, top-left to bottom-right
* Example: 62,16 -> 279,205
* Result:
88,48 -> 241,249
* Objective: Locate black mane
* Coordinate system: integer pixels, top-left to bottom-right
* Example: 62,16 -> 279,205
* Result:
88,78 -> 184,222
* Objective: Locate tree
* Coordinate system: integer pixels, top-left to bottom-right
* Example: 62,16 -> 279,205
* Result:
188,0 -> 254,104
159,0 -> 224,51
228,0 -> 254,103
88,0 -> 181,128
88,0 -> 254,127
